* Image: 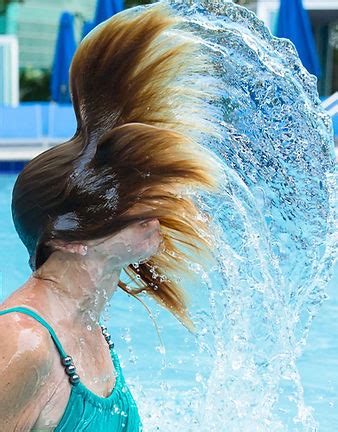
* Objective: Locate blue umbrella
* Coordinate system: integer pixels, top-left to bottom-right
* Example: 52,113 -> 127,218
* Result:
51,12 -> 77,103
94,0 -> 114,27
276,0 -> 321,78
112,0 -> 124,14
81,0 -> 125,42
81,20 -> 95,40
93,0 -> 124,27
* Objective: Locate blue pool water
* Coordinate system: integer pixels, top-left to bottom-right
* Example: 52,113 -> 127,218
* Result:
0,171 -> 337,431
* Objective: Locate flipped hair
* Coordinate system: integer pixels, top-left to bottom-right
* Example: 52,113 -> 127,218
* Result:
11,2 -> 223,333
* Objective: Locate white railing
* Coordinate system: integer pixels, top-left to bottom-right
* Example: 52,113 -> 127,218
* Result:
0,35 -> 19,106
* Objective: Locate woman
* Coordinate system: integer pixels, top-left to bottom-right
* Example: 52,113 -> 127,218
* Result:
0,220 -> 161,431
0,2 -> 222,431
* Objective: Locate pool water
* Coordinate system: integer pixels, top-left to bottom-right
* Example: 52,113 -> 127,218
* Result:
0,172 -> 337,431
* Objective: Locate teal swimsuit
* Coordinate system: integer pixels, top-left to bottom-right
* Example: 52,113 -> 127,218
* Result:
0,307 -> 143,431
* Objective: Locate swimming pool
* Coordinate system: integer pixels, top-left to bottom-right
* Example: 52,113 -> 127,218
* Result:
0,171 -> 337,431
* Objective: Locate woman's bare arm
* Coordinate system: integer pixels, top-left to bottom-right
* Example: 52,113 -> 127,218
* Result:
0,315 -> 53,431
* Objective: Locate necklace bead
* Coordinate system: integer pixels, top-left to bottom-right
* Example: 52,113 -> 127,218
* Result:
69,374 -> 80,385
100,324 -> 115,349
108,340 -> 115,349
65,364 -> 77,376
62,355 -> 73,366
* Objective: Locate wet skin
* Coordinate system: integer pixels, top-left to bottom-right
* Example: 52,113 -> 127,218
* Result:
0,218 -> 162,431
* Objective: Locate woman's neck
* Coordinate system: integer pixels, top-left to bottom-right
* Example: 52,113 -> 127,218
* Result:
27,251 -> 121,329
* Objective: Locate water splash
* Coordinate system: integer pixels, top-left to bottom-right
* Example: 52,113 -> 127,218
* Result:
113,1 -> 336,430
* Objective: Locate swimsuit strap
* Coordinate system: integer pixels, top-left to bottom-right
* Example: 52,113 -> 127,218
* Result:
0,306 -> 116,387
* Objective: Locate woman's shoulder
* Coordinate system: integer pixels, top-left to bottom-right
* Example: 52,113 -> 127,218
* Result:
0,279 -> 54,354
0,290 -> 53,366
0,304 -> 55,372
0,306 -> 55,430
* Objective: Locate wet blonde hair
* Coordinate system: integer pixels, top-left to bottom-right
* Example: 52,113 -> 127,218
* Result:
11,2 -> 223,333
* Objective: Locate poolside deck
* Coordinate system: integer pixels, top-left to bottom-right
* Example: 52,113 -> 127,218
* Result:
0,146 -> 48,161
0,143 -> 337,166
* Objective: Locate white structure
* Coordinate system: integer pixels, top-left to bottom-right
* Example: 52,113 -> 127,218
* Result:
0,35 -> 19,106
256,0 -> 338,31
13,0 -> 96,69
321,91 -> 338,114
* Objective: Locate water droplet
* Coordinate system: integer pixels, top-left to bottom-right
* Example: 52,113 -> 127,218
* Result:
160,381 -> 169,391
231,358 -> 243,370
195,373 -> 203,382
155,345 -> 166,355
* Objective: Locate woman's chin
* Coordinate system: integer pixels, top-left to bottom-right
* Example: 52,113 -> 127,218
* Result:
135,236 -> 162,263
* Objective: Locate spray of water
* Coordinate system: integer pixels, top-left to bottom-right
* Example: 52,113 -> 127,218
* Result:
108,1 -> 336,430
